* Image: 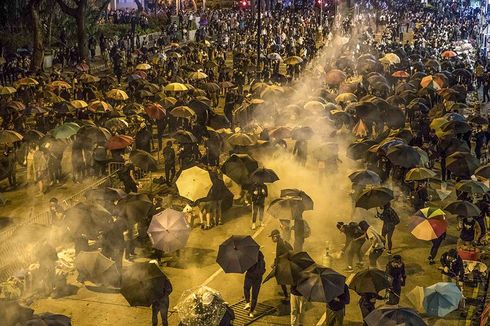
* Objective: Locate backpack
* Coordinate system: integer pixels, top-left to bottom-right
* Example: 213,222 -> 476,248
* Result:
303,220 -> 311,238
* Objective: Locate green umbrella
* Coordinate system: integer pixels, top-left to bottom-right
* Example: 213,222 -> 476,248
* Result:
51,123 -> 80,139
355,186 -> 394,209
130,149 -> 158,172
446,152 -> 480,177
348,268 -> 391,294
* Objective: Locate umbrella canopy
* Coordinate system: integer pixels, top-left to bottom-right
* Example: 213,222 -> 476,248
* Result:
251,167 -> 279,184
70,100 -> 88,109
267,197 -> 305,220
392,71 -> 410,78
227,132 -> 256,146
16,77 -> 39,86
269,126 -> 292,139
121,262 -> 171,307
85,187 -> 127,202
446,152 -> 480,177
79,73 -> 100,83
280,189 -> 314,210
216,235 -> 260,273
51,123 -> 80,139
135,63 -> 152,70
423,282 -> 462,317
348,268 -> 392,294
475,163 -> 490,179
386,145 -> 426,168
172,130 -> 198,144
106,89 -> 129,101
116,193 -> 153,222
297,265 -> 346,303
0,130 -> 23,144
441,50 -> 457,59
405,167 -> 436,181
444,200 -> 481,217
420,75 -> 443,90
148,209 -> 191,253
272,252 -> 316,285
347,140 -> 377,160
106,135 -> 134,150
0,86 -> 17,95
105,117 -> 129,130
349,170 -> 381,186
64,202 -> 113,238
455,180 -> 489,194
130,150 -> 158,172
284,56 -> 303,65
176,166 -> 213,201
292,126 -> 314,140
325,69 -> 347,85
75,251 -> 120,286
355,186 -> 394,209
189,71 -> 208,80
175,286 -> 227,326
144,103 -> 166,120
164,83 -> 188,92
89,100 -> 112,113
170,106 -> 196,119
221,154 -> 258,185
365,306 -> 427,326
409,208 -> 448,241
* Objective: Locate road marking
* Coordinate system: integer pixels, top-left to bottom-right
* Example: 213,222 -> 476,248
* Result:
464,283 -> 480,326
316,312 -> 326,325
201,219 -> 268,287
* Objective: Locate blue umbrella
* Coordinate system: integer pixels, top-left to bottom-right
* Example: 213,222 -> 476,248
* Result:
444,112 -> 465,122
423,282 -> 462,317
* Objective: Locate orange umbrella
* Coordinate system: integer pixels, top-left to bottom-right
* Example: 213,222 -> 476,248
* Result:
106,135 -> 134,150
392,71 -> 410,78
441,50 -> 457,59
144,103 -> 166,120
353,119 -> 368,137
420,75 -> 443,90
89,100 -> 112,113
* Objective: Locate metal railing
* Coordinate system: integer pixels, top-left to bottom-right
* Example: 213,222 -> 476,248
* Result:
0,170 -> 120,282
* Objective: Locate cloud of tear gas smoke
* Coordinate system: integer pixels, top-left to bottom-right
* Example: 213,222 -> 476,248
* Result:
248,28 -> 376,252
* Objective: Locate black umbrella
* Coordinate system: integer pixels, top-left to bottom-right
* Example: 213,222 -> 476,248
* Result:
268,197 -> 305,220
75,251 -> 120,286
216,235 -> 259,273
221,154 -> 258,185
265,251 -> 316,285
116,193 -> 153,222
384,108 -> 405,129
348,268 -> 391,294
347,140 -> 377,160
355,186 -> 394,209
280,189 -> 314,210
27,313 -> 72,326
0,301 -> 34,326
251,167 -> 279,184
365,306 -> 427,326
440,120 -> 470,134
64,202 -> 113,238
349,170 -> 381,185
121,262 -> 170,307
475,163 -> 490,179
130,149 -> 158,172
297,265 -> 346,303
386,144 -> 425,168
444,200 -> 481,217
446,151 -> 480,177
291,126 -> 314,140
455,180 -> 489,195
172,130 -> 198,144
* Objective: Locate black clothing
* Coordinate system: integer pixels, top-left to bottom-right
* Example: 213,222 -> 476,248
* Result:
440,251 -> 464,280
327,284 -> 350,311
386,262 -> 406,305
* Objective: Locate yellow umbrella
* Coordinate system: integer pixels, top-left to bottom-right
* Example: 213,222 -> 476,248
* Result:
15,77 -> 39,87
176,166 -> 212,202
381,53 -> 401,64
164,83 -> 188,92
89,100 -> 112,112
260,85 -> 285,98
407,286 -> 425,312
251,82 -> 269,92
284,56 -> 303,65
79,73 -> 100,83
70,100 -> 88,109
335,93 -> 358,103
170,106 -> 196,119
0,86 -> 16,95
106,89 -> 129,101
250,98 -> 265,105
352,119 -> 368,137
49,80 -> 72,89
189,71 -> 208,80
303,101 -> 324,112
135,63 -> 152,71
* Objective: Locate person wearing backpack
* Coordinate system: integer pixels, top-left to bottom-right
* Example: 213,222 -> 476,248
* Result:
243,250 -> 266,317
377,202 -> 400,255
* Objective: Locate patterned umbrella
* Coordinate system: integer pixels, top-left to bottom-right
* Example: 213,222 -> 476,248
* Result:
176,286 -> 227,326
409,208 -> 447,241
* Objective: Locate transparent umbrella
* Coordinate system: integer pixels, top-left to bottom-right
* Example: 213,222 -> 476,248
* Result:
175,286 -> 227,326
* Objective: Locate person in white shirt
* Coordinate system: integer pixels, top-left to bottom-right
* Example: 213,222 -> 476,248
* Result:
358,220 -> 385,268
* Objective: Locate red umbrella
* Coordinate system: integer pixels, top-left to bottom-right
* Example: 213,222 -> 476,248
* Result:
106,135 -> 134,150
144,103 -> 166,120
392,71 -> 410,78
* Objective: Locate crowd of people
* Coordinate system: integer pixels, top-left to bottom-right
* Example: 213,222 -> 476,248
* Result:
1,0 -> 490,325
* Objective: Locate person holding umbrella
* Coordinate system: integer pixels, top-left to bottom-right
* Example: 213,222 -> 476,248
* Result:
359,292 -> 383,325
243,250 -> 265,318
458,216 -> 481,247
428,231 -> 447,265
270,229 -> 293,299
476,193 -> 489,245
377,202 -> 400,255
385,255 -> 406,305
250,182 -> 268,230
358,221 -> 385,268
151,273 -> 173,326
326,283 -> 350,326
162,141 -> 176,186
